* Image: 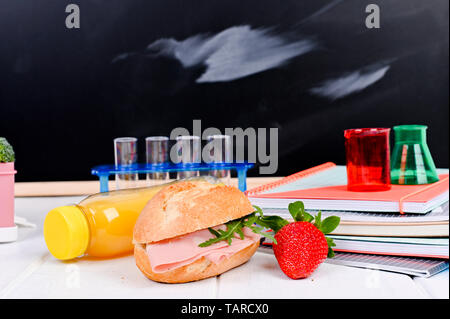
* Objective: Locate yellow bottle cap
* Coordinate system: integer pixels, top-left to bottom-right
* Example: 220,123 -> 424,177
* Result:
43,206 -> 90,260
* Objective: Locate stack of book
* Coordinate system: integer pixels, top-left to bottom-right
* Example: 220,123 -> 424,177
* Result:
247,163 -> 449,277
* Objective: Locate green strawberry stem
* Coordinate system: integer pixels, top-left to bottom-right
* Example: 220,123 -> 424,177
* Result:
287,201 -> 340,258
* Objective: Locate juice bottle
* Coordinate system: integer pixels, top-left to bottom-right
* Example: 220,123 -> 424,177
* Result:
43,181 -> 175,260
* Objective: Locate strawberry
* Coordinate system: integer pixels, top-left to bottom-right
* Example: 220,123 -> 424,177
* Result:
273,222 -> 328,278
272,201 -> 340,279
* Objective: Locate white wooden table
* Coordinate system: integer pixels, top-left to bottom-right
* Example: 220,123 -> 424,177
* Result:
0,196 -> 448,299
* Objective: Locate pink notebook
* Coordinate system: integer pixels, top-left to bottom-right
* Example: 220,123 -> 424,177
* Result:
247,163 -> 449,214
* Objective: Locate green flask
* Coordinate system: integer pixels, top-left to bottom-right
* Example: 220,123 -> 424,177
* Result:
391,125 -> 439,185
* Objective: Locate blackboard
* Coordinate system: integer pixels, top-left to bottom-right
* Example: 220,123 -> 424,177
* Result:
0,0 -> 448,182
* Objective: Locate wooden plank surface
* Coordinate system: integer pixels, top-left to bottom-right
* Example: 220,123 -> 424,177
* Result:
2,193 -> 444,298
3,196 -> 433,299
14,177 -> 281,197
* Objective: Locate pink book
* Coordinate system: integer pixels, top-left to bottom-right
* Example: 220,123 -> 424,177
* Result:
247,163 -> 449,214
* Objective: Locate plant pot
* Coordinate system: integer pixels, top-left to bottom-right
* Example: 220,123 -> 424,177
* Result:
0,162 -> 17,242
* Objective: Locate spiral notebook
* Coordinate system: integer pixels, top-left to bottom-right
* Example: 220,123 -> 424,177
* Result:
325,252 -> 449,277
257,245 -> 449,277
247,163 -> 449,214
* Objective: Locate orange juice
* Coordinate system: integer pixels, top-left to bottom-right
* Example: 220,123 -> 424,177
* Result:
44,181 -> 174,260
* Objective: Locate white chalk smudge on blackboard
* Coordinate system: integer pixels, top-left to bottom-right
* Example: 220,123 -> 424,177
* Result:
310,64 -> 390,100
145,25 -> 317,83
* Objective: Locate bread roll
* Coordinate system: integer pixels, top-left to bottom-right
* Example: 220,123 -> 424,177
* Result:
133,180 -> 259,283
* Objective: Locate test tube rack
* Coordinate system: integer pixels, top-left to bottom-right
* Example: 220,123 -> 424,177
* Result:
91,162 -> 255,193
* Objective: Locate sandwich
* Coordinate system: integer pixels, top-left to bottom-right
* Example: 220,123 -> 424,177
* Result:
133,180 -> 265,283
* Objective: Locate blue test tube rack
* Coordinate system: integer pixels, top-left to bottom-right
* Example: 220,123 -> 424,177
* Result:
91,162 -> 255,193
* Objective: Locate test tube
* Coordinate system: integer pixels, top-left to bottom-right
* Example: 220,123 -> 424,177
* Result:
206,134 -> 231,185
175,135 -> 201,179
146,136 -> 169,185
114,137 -> 138,190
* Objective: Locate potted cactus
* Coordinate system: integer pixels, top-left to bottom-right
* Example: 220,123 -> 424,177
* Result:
0,137 -> 17,242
